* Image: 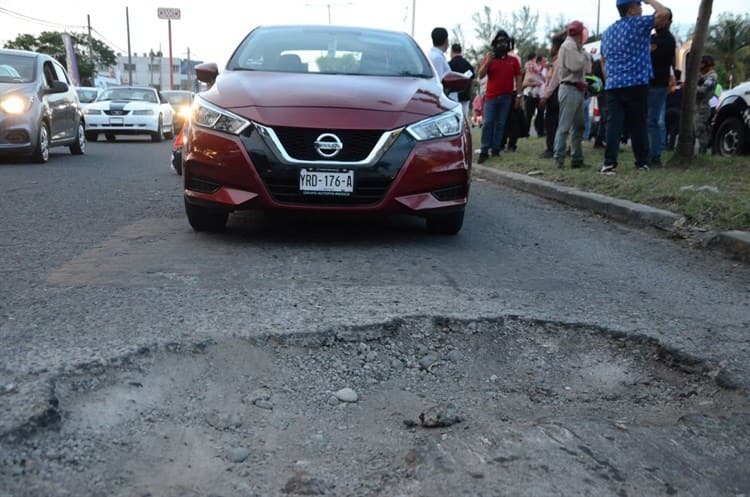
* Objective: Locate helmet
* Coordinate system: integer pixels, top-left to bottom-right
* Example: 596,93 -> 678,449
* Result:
585,74 -> 603,95
492,30 -> 515,58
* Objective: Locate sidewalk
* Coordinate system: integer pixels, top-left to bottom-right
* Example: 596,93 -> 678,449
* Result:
474,165 -> 750,263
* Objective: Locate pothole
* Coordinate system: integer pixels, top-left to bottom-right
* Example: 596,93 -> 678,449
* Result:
2,317 -> 749,497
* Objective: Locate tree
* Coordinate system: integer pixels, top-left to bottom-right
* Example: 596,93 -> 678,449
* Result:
4,31 -> 116,85
707,13 -> 750,86
672,0 -> 714,161
465,5 -> 543,66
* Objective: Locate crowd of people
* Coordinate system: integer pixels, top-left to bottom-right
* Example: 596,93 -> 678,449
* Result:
430,0 -> 720,174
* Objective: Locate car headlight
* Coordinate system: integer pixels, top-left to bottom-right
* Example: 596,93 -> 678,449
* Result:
192,96 -> 250,135
84,108 -> 102,115
0,95 -> 32,114
406,106 -> 463,141
133,109 -> 154,116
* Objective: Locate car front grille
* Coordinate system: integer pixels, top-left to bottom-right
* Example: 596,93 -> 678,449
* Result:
104,110 -> 131,116
243,130 -> 415,206
272,127 -> 383,162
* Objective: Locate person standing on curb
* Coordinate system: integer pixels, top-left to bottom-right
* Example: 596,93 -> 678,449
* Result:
538,32 -> 566,159
448,43 -> 475,117
553,21 -> 591,169
599,0 -> 670,174
476,30 -> 522,164
429,27 -> 452,82
647,8 -> 676,167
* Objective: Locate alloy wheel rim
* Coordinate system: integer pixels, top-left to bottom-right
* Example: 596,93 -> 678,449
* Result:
41,126 -> 49,161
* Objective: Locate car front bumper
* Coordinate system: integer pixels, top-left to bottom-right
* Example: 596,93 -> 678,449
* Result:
182,124 -> 472,216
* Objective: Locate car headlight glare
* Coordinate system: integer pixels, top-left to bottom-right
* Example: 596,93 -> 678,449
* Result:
84,108 -> 102,115
132,109 -> 154,116
192,96 -> 250,135
406,106 -> 463,141
177,105 -> 191,118
0,95 -> 30,114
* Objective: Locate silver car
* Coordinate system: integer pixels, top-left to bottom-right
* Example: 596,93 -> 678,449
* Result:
0,48 -> 85,163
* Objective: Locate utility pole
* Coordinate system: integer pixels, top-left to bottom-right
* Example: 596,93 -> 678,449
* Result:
411,0 -> 416,37
126,7 -> 133,85
187,47 -> 191,91
87,15 -> 93,61
157,8 -> 181,91
596,0 -> 601,36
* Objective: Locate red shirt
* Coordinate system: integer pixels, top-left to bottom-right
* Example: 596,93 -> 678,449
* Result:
485,55 -> 521,100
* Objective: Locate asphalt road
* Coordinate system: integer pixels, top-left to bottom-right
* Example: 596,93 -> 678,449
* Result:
0,139 -> 749,494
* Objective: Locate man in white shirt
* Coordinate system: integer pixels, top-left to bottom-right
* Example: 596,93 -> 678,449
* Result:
429,27 -> 452,81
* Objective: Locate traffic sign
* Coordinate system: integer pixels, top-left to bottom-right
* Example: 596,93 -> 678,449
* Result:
157,7 -> 181,20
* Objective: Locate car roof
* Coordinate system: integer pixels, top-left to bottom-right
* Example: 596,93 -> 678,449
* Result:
0,48 -> 41,59
254,24 -> 405,37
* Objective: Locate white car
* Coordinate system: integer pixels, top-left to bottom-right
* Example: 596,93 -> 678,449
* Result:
83,86 -> 175,142
74,86 -> 101,111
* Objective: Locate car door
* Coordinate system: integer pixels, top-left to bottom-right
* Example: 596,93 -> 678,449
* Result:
51,61 -> 78,140
40,60 -> 68,142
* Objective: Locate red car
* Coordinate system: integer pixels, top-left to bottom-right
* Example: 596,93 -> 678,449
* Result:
184,25 -> 472,234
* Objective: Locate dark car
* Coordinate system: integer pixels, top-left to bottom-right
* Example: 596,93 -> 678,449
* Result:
183,25 -> 472,234
712,81 -> 750,156
0,48 -> 85,162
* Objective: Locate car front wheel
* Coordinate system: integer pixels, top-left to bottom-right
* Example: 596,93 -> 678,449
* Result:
69,121 -> 86,155
185,199 -> 228,232
152,117 -> 164,143
426,209 -> 465,235
714,117 -> 747,156
31,122 -> 50,163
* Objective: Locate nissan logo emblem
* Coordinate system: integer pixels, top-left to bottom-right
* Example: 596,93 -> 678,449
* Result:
313,133 -> 343,159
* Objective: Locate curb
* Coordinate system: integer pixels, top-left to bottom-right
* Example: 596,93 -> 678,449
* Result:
474,165 -> 750,263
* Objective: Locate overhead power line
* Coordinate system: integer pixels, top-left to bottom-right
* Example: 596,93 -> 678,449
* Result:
0,7 -> 86,31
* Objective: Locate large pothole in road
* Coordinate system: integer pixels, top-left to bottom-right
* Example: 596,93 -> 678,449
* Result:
2,317 -> 749,497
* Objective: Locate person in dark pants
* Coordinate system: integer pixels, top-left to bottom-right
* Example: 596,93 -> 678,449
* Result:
448,43 -> 475,118
600,0 -> 670,174
665,69 -> 682,150
591,56 -> 607,148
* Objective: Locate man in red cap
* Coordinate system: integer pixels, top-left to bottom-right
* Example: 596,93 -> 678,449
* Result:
552,20 -> 591,168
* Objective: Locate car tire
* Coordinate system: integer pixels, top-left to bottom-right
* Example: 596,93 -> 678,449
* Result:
85,131 -> 98,142
31,122 -> 50,163
185,199 -> 228,232
106,133 -> 116,142
152,117 -> 164,143
69,121 -> 86,155
713,117 -> 747,157
426,209 -> 464,235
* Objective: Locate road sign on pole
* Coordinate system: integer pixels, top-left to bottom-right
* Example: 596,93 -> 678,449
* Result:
157,7 -> 181,20
157,8 -> 181,90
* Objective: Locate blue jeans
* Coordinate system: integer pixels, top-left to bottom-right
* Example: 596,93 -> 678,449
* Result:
480,94 -> 512,155
647,86 -> 668,162
605,85 -> 650,167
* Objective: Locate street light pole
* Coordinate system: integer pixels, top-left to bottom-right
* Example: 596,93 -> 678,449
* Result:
596,0 -> 601,36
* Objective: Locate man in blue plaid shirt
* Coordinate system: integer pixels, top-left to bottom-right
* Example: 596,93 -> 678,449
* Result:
599,0 -> 670,174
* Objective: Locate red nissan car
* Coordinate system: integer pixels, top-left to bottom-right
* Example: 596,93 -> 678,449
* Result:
184,25 -> 472,234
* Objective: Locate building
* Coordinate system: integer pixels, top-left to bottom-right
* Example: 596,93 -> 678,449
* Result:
96,52 -> 202,91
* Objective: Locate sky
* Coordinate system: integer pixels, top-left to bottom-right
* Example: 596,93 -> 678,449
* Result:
1,0 -> 747,65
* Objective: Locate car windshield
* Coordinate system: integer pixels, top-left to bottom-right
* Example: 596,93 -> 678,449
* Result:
98,88 -> 158,103
0,54 -> 35,83
227,26 -> 433,78
76,88 -> 99,103
163,92 -> 193,106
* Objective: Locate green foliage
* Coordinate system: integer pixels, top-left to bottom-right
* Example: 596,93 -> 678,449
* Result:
707,12 -> 750,84
316,53 -> 358,74
4,31 -> 116,85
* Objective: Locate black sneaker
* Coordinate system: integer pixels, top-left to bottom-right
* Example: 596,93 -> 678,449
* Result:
477,153 -> 489,164
598,164 -> 617,175
539,150 -> 553,159
650,159 -> 663,168
571,162 -> 587,169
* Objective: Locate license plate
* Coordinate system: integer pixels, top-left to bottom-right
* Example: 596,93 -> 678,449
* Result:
299,168 -> 354,194
109,117 -> 124,125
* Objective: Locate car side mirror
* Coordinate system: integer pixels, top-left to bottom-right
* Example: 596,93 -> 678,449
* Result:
48,80 -> 69,94
195,63 -> 219,86
442,71 -> 471,93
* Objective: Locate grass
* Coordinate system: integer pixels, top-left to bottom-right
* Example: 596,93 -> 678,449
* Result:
471,129 -> 750,233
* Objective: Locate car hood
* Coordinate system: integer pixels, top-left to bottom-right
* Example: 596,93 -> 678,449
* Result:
86,99 -> 161,111
201,71 -> 455,130
0,82 -> 34,98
